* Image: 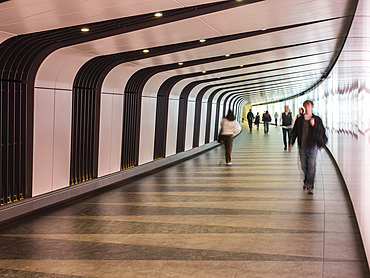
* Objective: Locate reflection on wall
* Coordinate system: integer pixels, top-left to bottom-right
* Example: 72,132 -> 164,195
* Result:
268,0 -> 370,265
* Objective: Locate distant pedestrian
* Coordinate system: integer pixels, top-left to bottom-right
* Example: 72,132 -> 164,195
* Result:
262,110 -> 271,134
289,100 -> 328,194
274,112 -> 279,125
254,112 -> 260,130
247,109 -> 254,132
294,107 -> 304,124
278,105 -> 294,150
220,109 -> 241,166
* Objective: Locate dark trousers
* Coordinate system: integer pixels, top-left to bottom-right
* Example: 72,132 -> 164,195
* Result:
222,135 -> 233,163
248,119 -> 253,131
282,128 -> 292,148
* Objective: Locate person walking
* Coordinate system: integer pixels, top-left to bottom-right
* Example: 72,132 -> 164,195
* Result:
254,112 -> 260,130
294,107 -> 304,124
278,105 -> 294,150
247,109 -> 254,132
289,100 -> 327,194
262,110 -> 271,134
220,109 -> 241,166
274,112 -> 279,125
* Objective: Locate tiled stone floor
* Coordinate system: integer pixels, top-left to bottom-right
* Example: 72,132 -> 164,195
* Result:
0,123 -> 369,277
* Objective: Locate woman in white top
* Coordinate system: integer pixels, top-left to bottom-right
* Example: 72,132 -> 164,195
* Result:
220,110 -> 241,165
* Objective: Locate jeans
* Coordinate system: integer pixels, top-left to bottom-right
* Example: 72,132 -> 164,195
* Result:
264,122 -> 269,133
282,128 -> 292,148
299,145 -> 318,190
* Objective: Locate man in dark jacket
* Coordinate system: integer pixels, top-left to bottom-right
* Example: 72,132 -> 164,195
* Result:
262,111 -> 271,134
247,109 -> 254,132
289,100 -> 327,194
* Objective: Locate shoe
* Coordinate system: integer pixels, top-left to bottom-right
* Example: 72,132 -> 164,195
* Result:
303,184 -> 307,189
226,162 -> 232,166
307,189 -> 313,194
284,147 -> 287,150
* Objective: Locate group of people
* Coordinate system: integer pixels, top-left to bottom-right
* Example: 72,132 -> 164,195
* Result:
219,100 -> 327,195
246,109 -> 272,134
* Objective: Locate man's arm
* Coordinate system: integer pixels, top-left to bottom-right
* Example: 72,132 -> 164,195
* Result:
289,118 -> 299,150
278,113 -> 282,127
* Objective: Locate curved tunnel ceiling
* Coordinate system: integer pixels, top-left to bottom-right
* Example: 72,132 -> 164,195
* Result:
0,0 -> 358,105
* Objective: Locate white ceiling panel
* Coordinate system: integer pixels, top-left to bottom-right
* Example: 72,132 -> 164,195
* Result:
0,0 -> 358,104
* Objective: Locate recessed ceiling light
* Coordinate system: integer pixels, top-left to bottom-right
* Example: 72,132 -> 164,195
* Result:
178,62 -> 183,65
143,49 -> 149,53
225,54 -> 230,57
202,70 -> 206,73
154,12 -> 163,17
199,39 -> 206,43
218,77 -> 221,79
240,65 -> 244,67
81,28 -> 89,32
261,28 -> 267,31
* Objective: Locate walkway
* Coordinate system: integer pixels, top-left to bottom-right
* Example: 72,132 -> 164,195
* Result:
0,123 -> 368,277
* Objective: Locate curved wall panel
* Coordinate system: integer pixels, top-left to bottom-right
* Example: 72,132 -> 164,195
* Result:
36,48 -> 93,89
101,63 -> 140,95
98,93 -> 124,177
33,49 -> 93,196
166,98 -> 180,157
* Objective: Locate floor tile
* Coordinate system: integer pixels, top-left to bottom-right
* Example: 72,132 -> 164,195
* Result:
0,124 -> 368,277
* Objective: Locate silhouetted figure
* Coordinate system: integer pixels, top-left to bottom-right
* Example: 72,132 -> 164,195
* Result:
254,112 -> 260,130
247,109 -> 254,132
274,112 -> 279,125
262,110 -> 271,134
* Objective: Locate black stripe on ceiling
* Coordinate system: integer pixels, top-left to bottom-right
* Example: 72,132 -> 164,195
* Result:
196,68 -> 323,97
216,74 -> 323,95
219,77 -> 322,111
74,16 -> 344,90
234,81 -> 319,102
254,0 -> 359,106
0,0 -> 269,82
31,0 -> 265,46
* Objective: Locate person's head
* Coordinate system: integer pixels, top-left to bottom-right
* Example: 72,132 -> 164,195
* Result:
299,107 -> 304,114
257,112 -> 259,115
266,110 -> 268,114
249,109 -> 252,112
284,105 -> 289,113
226,109 -> 236,121
303,100 -> 313,114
